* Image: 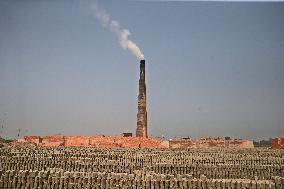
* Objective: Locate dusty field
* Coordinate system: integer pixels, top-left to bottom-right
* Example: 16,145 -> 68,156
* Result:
0,146 -> 283,188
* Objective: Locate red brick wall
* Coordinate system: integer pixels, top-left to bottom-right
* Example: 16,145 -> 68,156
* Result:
65,136 -> 90,147
24,136 -> 40,144
18,136 -> 167,148
41,136 -> 64,147
17,136 -> 254,149
272,138 -> 284,149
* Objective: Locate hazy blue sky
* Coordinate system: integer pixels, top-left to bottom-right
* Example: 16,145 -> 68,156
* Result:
0,0 -> 284,140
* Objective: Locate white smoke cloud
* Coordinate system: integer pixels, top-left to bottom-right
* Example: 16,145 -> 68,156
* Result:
92,2 -> 145,60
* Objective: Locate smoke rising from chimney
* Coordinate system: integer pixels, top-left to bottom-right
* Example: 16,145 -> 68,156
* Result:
92,2 -> 145,60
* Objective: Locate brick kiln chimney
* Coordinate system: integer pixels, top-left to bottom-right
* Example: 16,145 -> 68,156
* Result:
136,60 -> 147,138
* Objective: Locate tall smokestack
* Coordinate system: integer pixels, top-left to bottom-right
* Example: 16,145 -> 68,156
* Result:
136,60 -> 147,138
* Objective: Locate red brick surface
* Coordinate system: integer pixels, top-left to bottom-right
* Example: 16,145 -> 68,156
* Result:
24,136 -> 40,144
65,136 -> 90,147
271,138 -> 284,149
42,136 -> 64,147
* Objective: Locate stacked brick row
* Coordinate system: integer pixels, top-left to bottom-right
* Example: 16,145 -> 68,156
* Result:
0,170 -> 283,189
0,146 -> 283,188
0,157 -> 282,180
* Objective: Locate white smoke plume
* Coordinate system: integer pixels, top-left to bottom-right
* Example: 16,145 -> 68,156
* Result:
92,2 -> 145,60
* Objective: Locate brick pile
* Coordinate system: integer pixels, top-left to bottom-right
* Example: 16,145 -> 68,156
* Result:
272,138 -> 284,149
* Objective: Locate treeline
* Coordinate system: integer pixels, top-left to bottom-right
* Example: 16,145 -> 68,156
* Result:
253,138 -> 272,147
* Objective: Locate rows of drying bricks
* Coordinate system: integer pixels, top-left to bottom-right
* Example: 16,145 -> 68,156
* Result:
0,170 -> 283,189
0,146 -> 283,188
1,148 -> 283,180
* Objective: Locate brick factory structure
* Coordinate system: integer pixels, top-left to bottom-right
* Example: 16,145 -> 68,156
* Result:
11,59 -> 260,149
14,136 -> 168,148
136,59 -> 147,138
14,136 -> 255,149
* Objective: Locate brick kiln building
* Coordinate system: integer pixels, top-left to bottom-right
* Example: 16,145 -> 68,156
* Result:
13,59 -> 257,149
15,135 -> 169,148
